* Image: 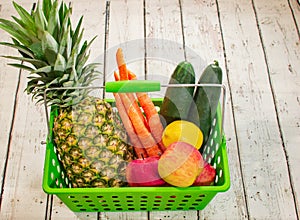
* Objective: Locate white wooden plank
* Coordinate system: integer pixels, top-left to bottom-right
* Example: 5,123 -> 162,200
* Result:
0,1 -> 20,193
72,0 -> 106,90
145,0 -> 197,219
49,196 -> 96,220
145,0 -> 185,89
180,0 -> 248,219
289,0 -> 300,28
0,1 -> 49,219
218,0 -> 298,219
0,0 -> 298,219
98,212 -> 148,220
105,0 -> 145,99
0,74 -> 48,219
253,0 -> 300,215
48,0 -> 106,218
103,0 -> 148,219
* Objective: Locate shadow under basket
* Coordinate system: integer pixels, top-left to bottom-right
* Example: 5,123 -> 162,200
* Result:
42,98 -> 230,212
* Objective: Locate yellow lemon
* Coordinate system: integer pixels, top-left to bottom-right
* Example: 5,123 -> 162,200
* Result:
162,120 -> 203,149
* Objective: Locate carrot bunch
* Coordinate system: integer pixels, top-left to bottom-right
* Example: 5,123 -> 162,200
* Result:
113,48 -> 165,159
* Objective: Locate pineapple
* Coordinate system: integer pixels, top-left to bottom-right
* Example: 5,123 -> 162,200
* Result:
0,0 -> 134,187
53,97 -> 134,187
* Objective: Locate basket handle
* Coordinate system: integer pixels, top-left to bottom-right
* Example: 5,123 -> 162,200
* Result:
105,80 -> 161,93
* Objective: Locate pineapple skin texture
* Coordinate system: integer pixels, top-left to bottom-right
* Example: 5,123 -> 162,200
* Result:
53,96 -> 134,188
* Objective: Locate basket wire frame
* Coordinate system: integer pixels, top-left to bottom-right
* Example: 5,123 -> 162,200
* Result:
43,83 -> 226,138
42,83 -> 229,212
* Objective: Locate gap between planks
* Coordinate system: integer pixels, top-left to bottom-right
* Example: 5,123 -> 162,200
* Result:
0,67 -> 22,211
215,0 -> 250,218
251,0 -> 299,217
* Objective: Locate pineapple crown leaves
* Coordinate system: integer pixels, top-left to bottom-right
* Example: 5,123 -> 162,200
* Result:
0,0 -> 101,107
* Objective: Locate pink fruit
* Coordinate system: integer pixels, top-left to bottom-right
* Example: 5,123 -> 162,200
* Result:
193,162 -> 216,186
126,156 -> 166,187
158,142 -> 204,187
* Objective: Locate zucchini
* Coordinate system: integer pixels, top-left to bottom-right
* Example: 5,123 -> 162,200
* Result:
188,60 -> 223,151
160,61 -> 196,125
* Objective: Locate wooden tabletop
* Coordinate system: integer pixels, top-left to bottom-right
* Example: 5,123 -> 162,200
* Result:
0,0 -> 299,219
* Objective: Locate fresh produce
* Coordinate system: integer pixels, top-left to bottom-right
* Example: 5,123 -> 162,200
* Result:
114,72 -> 153,158
0,0 -> 135,187
128,70 -> 165,150
126,156 -> 165,187
113,92 -> 147,159
158,142 -> 204,187
162,120 -> 203,149
113,49 -> 164,158
0,0 -> 99,106
116,48 -> 128,80
188,61 -> 223,151
53,97 -> 134,187
159,61 -> 196,125
119,90 -> 161,157
1,0 -> 221,189
193,162 -> 216,186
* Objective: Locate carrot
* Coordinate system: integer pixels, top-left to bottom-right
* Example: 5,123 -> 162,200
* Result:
137,93 -> 165,149
114,71 -> 162,157
114,71 -> 121,81
115,49 -> 163,156
113,72 -> 147,158
116,48 -> 128,80
113,92 -> 147,159
127,70 -> 136,80
128,71 -> 165,150
120,92 -> 162,157
114,72 -> 148,129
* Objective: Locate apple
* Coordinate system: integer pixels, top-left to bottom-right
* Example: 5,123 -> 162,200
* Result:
193,162 -> 216,186
126,156 -> 166,187
158,142 -> 204,187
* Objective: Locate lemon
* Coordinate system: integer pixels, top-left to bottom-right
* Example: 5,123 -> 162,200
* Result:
162,120 -> 203,149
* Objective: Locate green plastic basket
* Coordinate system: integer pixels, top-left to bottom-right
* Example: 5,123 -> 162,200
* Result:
42,82 -> 230,212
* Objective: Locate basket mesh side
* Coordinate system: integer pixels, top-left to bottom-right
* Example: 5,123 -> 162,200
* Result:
43,99 -> 229,212
57,190 -> 218,212
202,106 -> 227,186
46,142 -> 71,189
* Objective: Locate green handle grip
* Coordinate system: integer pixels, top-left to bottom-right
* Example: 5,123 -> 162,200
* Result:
105,80 -> 161,93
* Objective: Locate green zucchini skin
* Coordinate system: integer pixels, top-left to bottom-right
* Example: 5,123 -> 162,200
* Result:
188,60 -> 223,150
160,61 -> 196,125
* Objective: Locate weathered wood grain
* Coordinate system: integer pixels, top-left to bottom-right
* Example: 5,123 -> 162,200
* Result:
145,0 -> 185,89
103,0 -> 147,219
0,2 -> 20,195
0,1 -> 49,219
49,196 -> 96,220
0,0 -> 299,219
289,0 -> 300,31
181,0 -> 248,218
218,0 -> 298,219
144,0 -> 196,219
105,0 -> 145,99
0,72 -> 48,219
253,0 -> 300,216
99,212 -> 148,220
48,0 -> 106,218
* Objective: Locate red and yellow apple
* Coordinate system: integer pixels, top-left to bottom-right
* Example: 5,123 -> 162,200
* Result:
193,162 -> 216,186
158,142 -> 204,187
126,156 -> 166,187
